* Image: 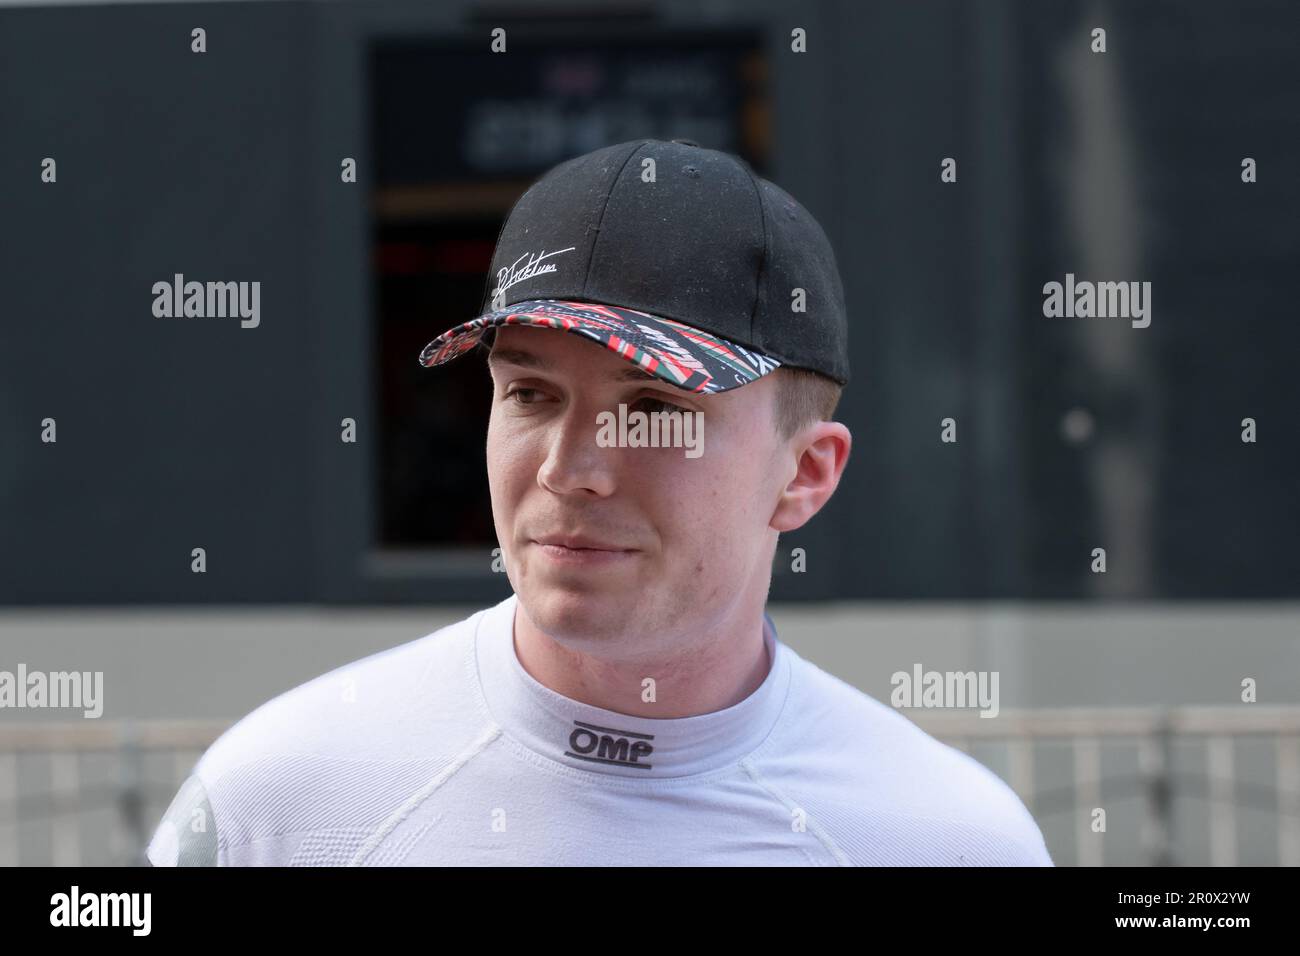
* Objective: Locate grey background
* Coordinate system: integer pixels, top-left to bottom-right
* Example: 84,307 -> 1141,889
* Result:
0,0 -> 1297,867
2,0 -> 1296,604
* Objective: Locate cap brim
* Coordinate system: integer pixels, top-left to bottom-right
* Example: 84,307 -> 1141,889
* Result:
418,299 -> 781,395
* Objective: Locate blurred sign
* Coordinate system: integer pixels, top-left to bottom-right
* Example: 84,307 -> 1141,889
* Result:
371,32 -> 766,184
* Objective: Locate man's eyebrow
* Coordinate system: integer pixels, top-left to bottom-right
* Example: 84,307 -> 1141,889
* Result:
486,346 -> 659,383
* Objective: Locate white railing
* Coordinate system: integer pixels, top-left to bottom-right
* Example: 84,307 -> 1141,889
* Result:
1,708 -> 1298,866
911,706 -> 1300,866
0,719 -> 223,868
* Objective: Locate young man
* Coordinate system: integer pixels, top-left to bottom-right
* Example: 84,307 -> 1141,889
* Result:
147,139 -> 1052,866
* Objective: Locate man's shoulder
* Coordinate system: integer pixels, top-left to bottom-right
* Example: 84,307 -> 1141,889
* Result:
147,606 -> 493,866
770,651 -> 1054,866
201,607 -> 486,772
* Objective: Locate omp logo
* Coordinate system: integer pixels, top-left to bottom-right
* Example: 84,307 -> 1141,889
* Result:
566,720 -> 654,769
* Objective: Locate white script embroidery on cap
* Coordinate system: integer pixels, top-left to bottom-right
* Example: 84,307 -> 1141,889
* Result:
491,247 -> 577,301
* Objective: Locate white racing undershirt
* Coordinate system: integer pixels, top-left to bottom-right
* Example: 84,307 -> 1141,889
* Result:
146,593 -> 1053,866
480,596 -> 786,779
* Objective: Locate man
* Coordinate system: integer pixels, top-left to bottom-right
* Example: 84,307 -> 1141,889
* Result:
146,138 -> 1052,866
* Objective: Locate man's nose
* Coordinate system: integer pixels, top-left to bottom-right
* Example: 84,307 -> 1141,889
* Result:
536,404 -> 620,497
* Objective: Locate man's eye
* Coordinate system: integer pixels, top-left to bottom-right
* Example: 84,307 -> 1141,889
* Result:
636,396 -> 687,414
501,388 -> 686,413
505,387 -> 544,405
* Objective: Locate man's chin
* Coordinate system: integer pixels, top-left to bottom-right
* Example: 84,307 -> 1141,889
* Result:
517,583 -> 629,644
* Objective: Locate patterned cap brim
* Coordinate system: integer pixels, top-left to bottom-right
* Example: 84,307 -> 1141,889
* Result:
418,299 -> 782,395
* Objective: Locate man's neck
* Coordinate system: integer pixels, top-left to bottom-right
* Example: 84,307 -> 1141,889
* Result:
512,603 -> 772,719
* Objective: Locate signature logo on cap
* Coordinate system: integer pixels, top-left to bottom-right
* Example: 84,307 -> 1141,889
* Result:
490,247 -> 577,307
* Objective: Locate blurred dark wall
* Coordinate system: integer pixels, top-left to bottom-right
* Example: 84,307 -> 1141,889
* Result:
1,0 -> 1297,605
1,2 -> 321,603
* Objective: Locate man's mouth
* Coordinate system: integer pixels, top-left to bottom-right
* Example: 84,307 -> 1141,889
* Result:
533,534 -> 635,552
531,536 -> 639,564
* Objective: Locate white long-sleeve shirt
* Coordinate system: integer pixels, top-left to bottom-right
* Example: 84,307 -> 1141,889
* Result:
146,593 -> 1053,866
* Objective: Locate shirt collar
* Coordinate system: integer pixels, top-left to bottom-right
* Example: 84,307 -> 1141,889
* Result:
473,593 -> 791,779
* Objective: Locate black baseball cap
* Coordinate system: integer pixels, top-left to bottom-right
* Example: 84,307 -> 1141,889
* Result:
419,138 -> 849,395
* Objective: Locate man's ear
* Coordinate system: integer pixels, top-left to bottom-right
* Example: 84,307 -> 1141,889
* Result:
769,422 -> 852,534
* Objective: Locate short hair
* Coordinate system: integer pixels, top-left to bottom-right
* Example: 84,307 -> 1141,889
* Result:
770,365 -> 843,442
